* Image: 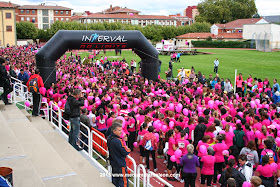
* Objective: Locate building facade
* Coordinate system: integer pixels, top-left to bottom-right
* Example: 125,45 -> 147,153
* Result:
184,6 -> 199,19
169,14 -> 194,26
0,2 -> 17,46
17,4 -> 72,29
72,6 -> 177,27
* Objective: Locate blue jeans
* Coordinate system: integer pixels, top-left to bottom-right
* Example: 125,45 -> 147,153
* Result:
69,117 -> 80,149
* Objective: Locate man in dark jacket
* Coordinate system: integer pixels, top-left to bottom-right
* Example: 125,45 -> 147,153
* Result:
80,108 -> 91,151
107,121 -> 131,187
67,89 -> 84,151
0,57 -> 12,105
194,117 -> 207,148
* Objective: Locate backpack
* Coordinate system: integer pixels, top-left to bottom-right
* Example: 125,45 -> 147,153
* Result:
264,149 -> 275,164
144,139 -> 153,151
62,99 -> 71,120
28,76 -> 39,93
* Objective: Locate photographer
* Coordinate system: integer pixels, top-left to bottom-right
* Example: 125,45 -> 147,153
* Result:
67,89 -> 84,151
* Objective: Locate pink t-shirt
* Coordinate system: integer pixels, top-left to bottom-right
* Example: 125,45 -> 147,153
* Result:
107,117 -> 114,128
256,164 -> 275,177
258,133 -> 267,149
213,142 -> 228,163
204,132 -> 215,144
177,139 -> 190,155
225,132 -> 234,148
167,138 -> 176,156
253,123 -> 262,131
96,115 -> 107,130
262,119 -> 271,127
201,155 -> 216,175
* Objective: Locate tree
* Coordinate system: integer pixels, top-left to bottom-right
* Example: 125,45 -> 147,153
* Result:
196,0 -> 257,24
16,21 -> 37,39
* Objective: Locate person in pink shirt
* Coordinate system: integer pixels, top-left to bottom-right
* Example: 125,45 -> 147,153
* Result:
96,108 -> 107,135
204,125 -> 216,144
258,125 -> 268,151
106,112 -> 116,129
244,124 -> 255,147
213,134 -> 228,184
224,124 -> 234,148
200,147 -> 216,187
236,73 -> 243,94
253,116 -> 262,131
177,131 -> 190,155
138,123 -> 148,164
185,118 -> 195,142
174,126 -> 182,144
196,135 -> 210,158
256,155 -> 276,186
261,113 -> 271,127
166,129 -> 179,181
142,126 -> 158,172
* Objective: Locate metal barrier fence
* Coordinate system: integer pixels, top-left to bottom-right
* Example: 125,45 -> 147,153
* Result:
8,76 -> 173,187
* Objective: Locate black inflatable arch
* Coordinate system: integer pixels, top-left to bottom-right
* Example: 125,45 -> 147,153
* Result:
36,30 -> 159,88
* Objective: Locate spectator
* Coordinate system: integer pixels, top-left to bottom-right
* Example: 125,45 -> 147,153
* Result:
238,154 -> 253,182
107,121 -> 131,187
214,58 -> 219,74
18,69 -> 29,85
180,144 -> 199,187
67,89 -> 84,151
194,117 -> 207,147
26,69 -> 44,116
0,57 -> 12,105
80,108 -> 91,151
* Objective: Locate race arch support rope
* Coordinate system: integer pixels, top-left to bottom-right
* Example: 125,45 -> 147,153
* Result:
36,30 -> 159,88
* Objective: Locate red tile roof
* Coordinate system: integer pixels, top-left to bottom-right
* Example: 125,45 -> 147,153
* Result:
102,6 -> 140,13
176,32 -> 243,39
0,1 -> 19,8
18,5 -> 72,10
72,13 -> 176,20
176,33 -> 213,39
213,18 -> 264,29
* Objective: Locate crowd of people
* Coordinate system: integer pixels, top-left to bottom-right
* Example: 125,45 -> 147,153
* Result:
1,44 -> 280,187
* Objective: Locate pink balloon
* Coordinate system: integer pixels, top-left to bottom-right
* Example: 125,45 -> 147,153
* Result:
183,108 -> 188,116
259,88 -> 263,93
104,56 -> 107,61
169,103 -> 174,110
96,100 -> 101,105
42,97 -> 47,103
222,150 -> 229,155
250,101 -> 255,108
113,104 -> 118,110
215,100 -> 220,105
153,100 -> 159,107
169,121 -> 174,128
199,145 -> 207,155
184,133 -> 188,140
133,142 -> 138,147
236,119 -> 241,124
221,120 -> 226,126
170,155 -> 176,162
116,116 -> 125,124
174,149 -> 182,159
25,101 -> 30,107
255,130 -> 261,138
39,87 -> 46,96
162,125 -> 168,132
197,107 -> 203,113
242,181 -> 251,187
98,89 -> 102,95
49,90 -> 53,96
264,104 -> 269,109
57,101 -> 62,107
53,105 -> 58,111
85,81 -> 89,86
237,112 -> 243,118
255,99 -> 260,105
84,100 -> 89,108
90,78 -> 94,83
275,137 -> 280,147
134,98 -> 139,104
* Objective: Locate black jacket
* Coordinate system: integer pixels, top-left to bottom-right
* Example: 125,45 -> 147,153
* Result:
194,123 -> 207,146
219,167 -> 246,187
0,64 -> 10,87
107,133 -> 130,168
67,95 -> 84,118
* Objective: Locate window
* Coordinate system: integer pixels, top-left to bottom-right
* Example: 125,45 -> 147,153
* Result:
55,18 -> 58,21
43,17 -> 49,23
32,10 -> 35,14
32,17 -> 36,23
61,18 -> 64,21
6,26 -> 12,31
61,11 -> 64,14
43,24 -> 49,30
20,10 -> 24,14
66,11 -> 69,14
66,18 -> 69,21
26,10 -> 29,14
5,13 -> 11,19
55,11 -> 58,14
27,17 -> 30,21
42,10 -> 48,16
21,17 -> 24,21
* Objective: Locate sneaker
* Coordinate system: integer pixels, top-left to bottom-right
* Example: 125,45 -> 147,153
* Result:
154,168 -> 158,172
180,179 -> 184,183
163,160 -> 167,164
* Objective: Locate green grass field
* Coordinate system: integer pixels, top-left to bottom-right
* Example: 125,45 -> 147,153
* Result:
68,49 -> 280,82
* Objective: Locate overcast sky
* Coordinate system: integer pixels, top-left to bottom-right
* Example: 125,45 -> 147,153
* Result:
12,0 -> 280,16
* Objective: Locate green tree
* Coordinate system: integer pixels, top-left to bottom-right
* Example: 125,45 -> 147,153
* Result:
16,21 -> 37,39
196,0 -> 257,24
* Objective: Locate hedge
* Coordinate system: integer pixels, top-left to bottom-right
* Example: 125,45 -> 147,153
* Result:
192,41 -> 255,48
